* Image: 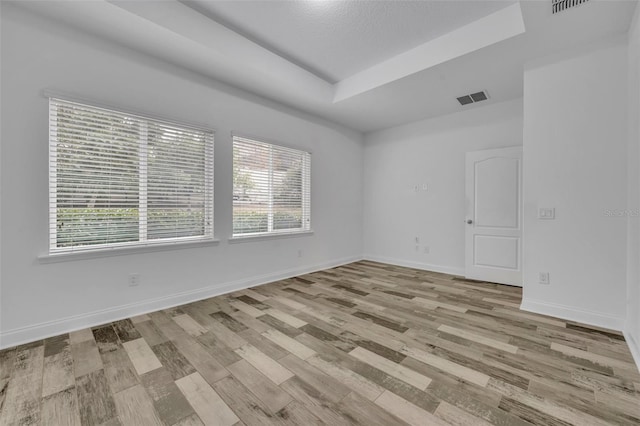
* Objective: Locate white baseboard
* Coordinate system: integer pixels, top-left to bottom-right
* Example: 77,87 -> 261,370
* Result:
0,255 -> 362,350
362,254 -> 465,277
520,298 -> 625,331
623,330 -> 640,373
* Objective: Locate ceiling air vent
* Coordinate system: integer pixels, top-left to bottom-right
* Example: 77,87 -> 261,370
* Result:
457,91 -> 489,106
552,0 -> 589,14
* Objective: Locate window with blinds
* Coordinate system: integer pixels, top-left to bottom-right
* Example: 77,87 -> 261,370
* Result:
49,97 -> 214,254
232,136 -> 311,237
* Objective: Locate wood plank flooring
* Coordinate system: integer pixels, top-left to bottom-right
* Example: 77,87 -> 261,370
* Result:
1,260 -> 639,425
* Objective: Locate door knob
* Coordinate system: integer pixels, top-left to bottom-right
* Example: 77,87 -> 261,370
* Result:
466,219 -> 473,224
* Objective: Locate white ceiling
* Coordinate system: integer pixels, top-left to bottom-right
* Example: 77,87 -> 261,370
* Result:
184,0 -> 516,83
11,1 -> 639,133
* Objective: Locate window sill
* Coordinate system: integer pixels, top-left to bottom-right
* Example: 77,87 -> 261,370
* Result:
38,238 -> 220,263
228,230 -> 314,244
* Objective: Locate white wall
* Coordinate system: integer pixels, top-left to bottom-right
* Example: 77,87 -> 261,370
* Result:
521,36 -> 628,330
626,4 -> 640,366
0,5 -> 364,348
363,99 -> 523,275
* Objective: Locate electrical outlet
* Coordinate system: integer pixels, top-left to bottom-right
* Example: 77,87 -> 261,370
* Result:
539,272 -> 550,285
128,273 -> 140,287
297,249 -> 303,258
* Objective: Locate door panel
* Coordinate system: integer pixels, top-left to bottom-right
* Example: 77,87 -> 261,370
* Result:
475,158 -> 519,228
465,146 -> 522,286
474,236 -> 518,270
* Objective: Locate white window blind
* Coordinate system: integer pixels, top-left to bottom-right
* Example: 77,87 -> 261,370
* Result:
49,98 -> 214,254
232,136 -> 311,236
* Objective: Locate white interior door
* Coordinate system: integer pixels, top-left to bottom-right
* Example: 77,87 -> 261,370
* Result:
465,146 -> 522,286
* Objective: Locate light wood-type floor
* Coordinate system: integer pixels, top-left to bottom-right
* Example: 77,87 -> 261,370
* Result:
1,260 -> 640,425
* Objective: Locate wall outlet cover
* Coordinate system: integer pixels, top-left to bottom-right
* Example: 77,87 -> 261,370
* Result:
128,273 -> 140,287
539,272 -> 550,285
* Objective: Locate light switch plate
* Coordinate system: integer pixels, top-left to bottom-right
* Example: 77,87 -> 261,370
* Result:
538,208 -> 555,219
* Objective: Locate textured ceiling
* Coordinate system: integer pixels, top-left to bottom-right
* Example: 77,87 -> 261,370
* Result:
184,0 -> 516,83
10,0 -> 638,132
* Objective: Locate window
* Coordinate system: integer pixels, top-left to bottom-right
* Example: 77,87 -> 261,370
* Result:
232,136 -> 311,237
49,97 -> 214,254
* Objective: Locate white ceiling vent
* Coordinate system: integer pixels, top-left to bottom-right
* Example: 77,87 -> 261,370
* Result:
457,91 -> 489,106
552,0 -> 589,14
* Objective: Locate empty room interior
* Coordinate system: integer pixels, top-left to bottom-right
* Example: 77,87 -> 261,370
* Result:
3,0 -> 640,424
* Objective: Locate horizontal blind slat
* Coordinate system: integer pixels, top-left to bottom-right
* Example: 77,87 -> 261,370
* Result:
49,97 -> 214,253
232,136 -> 310,237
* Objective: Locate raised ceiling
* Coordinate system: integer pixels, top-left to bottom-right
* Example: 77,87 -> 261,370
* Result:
11,1 -> 638,133
184,0 -> 516,83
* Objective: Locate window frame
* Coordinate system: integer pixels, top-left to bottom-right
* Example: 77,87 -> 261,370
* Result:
231,134 -> 312,239
47,96 -> 216,256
